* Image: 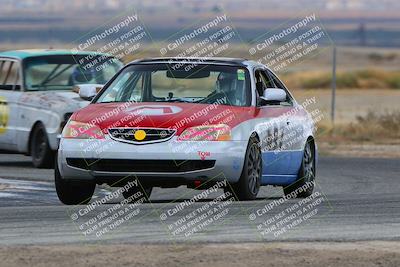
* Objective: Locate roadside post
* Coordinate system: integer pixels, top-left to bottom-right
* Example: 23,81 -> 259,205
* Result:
331,46 -> 337,125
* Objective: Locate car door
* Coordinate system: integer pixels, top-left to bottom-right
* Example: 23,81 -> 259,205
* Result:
254,68 -> 297,184
0,58 -> 23,150
266,69 -> 304,178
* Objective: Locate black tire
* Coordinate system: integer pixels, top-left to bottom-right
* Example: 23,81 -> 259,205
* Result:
226,137 -> 262,201
283,140 -> 315,198
122,182 -> 152,203
30,123 -> 54,168
55,160 -> 95,205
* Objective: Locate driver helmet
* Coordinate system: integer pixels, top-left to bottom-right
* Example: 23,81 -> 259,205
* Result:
216,72 -> 237,93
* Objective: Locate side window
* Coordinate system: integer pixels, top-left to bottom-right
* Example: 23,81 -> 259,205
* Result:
267,71 -> 284,89
255,69 -> 275,105
260,70 -> 274,89
254,70 -> 265,97
266,70 -> 293,104
0,60 -> 21,90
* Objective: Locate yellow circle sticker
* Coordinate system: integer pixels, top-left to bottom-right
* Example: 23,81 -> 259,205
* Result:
134,129 -> 146,141
0,96 -> 9,134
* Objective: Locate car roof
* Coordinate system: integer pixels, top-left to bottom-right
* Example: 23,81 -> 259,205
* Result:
0,49 -> 112,60
130,57 -> 262,68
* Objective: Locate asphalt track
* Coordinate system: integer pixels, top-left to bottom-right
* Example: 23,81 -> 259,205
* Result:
0,153 -> 399,245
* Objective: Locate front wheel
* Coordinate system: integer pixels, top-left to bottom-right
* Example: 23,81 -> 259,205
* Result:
55,161 -> 95,205
226,137 -> 261,201
283,140 -> 315,198
30,124 -> 54,168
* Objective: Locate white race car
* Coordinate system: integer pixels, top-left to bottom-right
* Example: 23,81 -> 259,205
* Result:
0,49 -> 122,167
57,57 -> 317,204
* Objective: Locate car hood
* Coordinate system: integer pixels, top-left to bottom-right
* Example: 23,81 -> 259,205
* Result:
73,102 -> 257,134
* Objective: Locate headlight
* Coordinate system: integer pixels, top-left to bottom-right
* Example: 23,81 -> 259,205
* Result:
62,120 -> 104,139
178,124 -> 231,141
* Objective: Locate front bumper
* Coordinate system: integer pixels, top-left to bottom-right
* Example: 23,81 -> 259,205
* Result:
58,136 -> 247,184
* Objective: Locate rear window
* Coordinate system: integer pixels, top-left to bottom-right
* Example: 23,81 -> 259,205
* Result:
0,60 -> 21,90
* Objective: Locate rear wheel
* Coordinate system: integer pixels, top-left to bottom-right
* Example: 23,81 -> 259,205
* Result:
226,137 -> 261,201
55,160 -> 95,205
30,124 -> 54,168
283,140 -> 315,198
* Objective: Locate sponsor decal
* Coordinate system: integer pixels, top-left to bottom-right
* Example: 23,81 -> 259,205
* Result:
198,151 -> 211,160
237,69 -> 245,81
133,129 -> 146,141
127,105 -> 182,116
0,96 -> 9,134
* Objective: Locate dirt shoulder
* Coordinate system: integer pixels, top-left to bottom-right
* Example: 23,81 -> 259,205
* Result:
318,142 -> 400,158
1,241 -> 400,267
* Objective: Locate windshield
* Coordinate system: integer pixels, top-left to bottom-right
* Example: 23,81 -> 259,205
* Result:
95,63 -> 251,106
23,55 -> 122,91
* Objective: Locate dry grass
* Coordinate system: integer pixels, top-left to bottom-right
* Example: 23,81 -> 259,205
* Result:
282,69 -> 400,89
317,111 -> 400,143
293,89 -> 400,124
293,89 -> 400,156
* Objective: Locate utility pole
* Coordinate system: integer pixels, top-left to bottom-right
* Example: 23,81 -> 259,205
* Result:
331,46 -> 337,124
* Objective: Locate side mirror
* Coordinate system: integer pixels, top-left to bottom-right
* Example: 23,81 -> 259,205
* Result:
260,88 -> 287,103
73,84 -> 103,101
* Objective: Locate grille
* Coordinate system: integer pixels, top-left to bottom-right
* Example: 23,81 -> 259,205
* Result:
66,158 -> 215,173
108,128 -> 176,144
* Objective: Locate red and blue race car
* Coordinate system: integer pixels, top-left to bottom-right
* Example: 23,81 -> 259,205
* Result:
56,57 -> 317,204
